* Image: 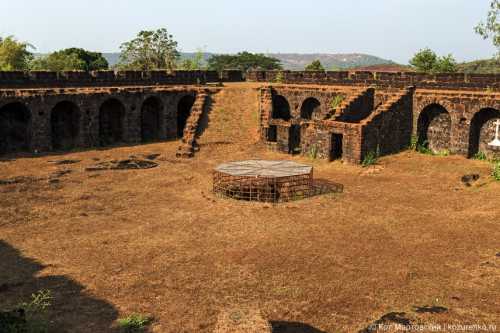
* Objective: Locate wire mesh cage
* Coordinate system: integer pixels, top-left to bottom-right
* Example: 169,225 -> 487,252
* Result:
213,160 -> 314,203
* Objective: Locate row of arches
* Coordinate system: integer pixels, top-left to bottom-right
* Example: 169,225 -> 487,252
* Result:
417,104 -> 500,157
0,95 -> 196,155
271,95 -> 322,121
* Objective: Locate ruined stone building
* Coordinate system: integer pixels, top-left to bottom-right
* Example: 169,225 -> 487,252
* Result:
0,69 -> 499,163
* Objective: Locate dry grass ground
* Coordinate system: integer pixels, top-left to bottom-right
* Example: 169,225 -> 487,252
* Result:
1,84 -> 499,332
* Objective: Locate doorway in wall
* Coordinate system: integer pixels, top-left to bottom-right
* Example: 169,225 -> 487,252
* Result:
330,133 -> 343,160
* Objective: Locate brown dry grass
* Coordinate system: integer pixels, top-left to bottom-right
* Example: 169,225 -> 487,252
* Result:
1,83 -> 499,333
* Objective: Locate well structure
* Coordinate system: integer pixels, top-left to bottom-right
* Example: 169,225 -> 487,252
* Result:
213,160 -> 313,203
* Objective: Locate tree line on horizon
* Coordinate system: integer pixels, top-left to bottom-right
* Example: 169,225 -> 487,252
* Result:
0,0 -> 498,74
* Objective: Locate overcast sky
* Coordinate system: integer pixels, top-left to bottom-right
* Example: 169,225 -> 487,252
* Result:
0,0 -> 496,64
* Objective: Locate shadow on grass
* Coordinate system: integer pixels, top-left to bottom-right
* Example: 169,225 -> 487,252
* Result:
0,240 -> 119,332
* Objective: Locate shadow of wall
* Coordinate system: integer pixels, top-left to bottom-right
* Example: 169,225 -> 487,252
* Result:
0,240 -> 119,333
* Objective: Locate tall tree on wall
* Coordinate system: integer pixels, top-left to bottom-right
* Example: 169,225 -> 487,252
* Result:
475,0 -> 500,56
0,36 -> 34,71
117,28 -> 180,71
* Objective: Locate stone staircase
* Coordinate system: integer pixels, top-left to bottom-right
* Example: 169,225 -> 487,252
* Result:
326,87 -> 374,121
359,87 -> 414,126
176,90 -> 209,158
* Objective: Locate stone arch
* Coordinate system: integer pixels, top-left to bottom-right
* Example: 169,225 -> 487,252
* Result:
177,95 -> 195,138
0,102 -> 31,154
468,107 -> 500,158
141,96 -> 162,142
417,103 -> 451,153
99,98 -> 125,147
300,97 -> 321,120
51,101 -> 80,151
272,95 -> 291,121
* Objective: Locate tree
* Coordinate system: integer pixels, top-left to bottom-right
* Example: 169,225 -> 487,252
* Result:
117,28 -> 179,71
0,36 -> 34,71
58,48 -> 108,71
475,0 -> 500,54
433,54 -> 458,73
409,48 -> 457,73
30,52 -> 86,71
30,48 -> 108,71
305,60 -> 325,71
207,52 -> 282,72
178,48 -> 205,70
409,48 -> 438,72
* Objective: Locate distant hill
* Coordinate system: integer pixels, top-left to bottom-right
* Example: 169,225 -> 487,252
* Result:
102,52 -> 395,71
266,53 -> 395,71
457,58 -> 500,74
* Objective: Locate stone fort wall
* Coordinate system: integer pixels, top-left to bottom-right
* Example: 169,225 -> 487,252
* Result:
1,69 -> 499,164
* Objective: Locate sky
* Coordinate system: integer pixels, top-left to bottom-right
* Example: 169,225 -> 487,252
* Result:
0,0 -> 497,64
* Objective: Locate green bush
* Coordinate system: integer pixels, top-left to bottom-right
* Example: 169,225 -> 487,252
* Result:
409,135 -> 418,150
493,162 -> 500,181
330,95 -> 344,112
474,151 -> 488,161
117,314 -> 152,333
7,289 -> 54,333
362,150 -> 378,167
308,144 -> 319,160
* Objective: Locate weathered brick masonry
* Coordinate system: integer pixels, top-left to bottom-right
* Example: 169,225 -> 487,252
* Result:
1,69 -> 499,163
253,71 -> 500,163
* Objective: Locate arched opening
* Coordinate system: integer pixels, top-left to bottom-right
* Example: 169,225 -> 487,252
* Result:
417,104 -> 451,153
99,99 -> 125,147
0,102 -> 31,155
141,97 -> 162,142
468,108 -> 500,158
272,95 -> 291,121
177,95 -> 195,138
51,101 -> 80,151
300,98 -> 321,120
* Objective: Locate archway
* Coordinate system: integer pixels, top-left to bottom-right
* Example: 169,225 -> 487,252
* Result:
99,99 -> 125,147
300,98 -> 321,120
0,102 -> 31,154
272,95 -> 291,121
177,95 -> 195,138
51,101 -> 80,150
417,104 -> 451,153
468,108 -> 500,158
141,97 -> 162,142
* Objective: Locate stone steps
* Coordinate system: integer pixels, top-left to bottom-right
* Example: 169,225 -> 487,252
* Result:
176,91 -> 209,158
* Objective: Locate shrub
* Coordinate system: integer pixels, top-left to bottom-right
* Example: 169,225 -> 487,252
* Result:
474,151 -> 488,161
409,135 -> 418,150
493,162 -> 500,181
117,314 -> 152,333
362,150 -> 378,167
16,289 -> 53,333
330,95 -> 344,112
308,144 -> 319,160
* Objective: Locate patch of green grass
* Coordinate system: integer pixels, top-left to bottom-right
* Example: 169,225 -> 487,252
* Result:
330,95 -> 345,112
7,289 -> 54,333
474,151 -> 488,161
308,144 -> 319,160
117,314 -> 153,333
492,162 -> 500,181
362,150 -> 378,167
409,135 -> 418,150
